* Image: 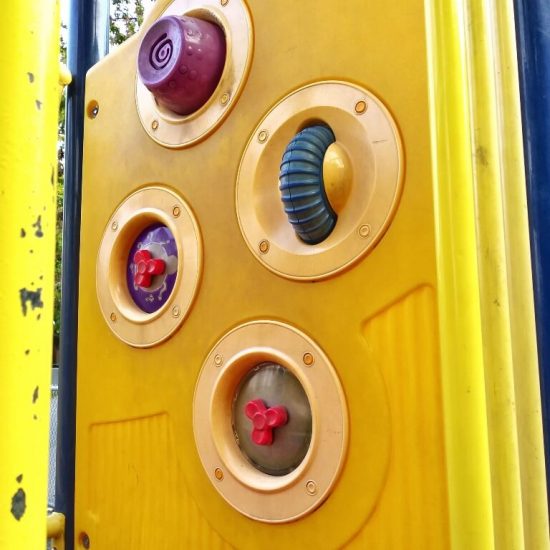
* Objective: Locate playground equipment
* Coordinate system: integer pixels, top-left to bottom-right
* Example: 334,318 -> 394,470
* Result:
2,0 -> 550,548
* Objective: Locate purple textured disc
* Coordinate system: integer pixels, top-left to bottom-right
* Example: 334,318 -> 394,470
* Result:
127,223 -> 178,314
138,15 -> 226,115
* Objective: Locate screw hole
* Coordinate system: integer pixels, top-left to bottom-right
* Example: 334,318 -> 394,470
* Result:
87,101 -> 99,119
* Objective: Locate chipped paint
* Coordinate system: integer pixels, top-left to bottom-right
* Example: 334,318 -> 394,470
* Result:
10,488 -> 26,521
1,0 -> 62,544
19,288 -> 43,315
32,215 -> 43,237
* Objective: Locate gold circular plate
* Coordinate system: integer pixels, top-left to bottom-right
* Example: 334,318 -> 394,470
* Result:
96,186 -> 202,347
136,0 -> 253,148
193,320 -> 348,523
236,81 -> 404,280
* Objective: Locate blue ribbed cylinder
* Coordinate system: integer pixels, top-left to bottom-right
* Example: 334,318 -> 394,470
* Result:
279,125 -> 337,245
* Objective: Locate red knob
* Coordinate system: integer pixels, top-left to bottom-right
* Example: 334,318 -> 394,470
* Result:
244,399 -> 288,446
133,249 -> 166,288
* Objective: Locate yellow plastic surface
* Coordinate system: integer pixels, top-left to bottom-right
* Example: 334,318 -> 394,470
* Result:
0,0 -> 61,548
74,0 -> 547,548
425,0 -> 549,547
47,512 -> 66,550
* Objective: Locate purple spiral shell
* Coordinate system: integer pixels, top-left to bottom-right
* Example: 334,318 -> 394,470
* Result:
138,15 -> 226,116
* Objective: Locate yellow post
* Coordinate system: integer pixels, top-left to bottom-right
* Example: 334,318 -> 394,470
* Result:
0,1 -> 62,549
425,0 -> 549,547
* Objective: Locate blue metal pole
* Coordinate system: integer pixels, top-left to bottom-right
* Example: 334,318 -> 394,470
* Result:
514,0 -> 550,497
55,1 -> 109,548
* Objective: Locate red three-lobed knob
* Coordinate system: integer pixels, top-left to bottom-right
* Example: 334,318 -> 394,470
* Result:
133,249 -> 166,288
244,399 -> 288,446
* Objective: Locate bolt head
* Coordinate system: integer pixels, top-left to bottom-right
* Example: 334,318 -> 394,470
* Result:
214,354 -> 223,366
221,92 -> 230,105
355,100 -> 367,114
259,239 -> 270,254
172,305 -> 181,317
303,352 -> 314,366
258,130 -> 268,143
152,119 -> 159,130
111,221 -> 118,231
215,468 -> 224,480
172,205 -> 181,217
306,480 -> 317,495
110,312 -> 117,322
359,224 -> 371,238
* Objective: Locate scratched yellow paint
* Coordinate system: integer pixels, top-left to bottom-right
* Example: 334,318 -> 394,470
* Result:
0,1 -> 61,548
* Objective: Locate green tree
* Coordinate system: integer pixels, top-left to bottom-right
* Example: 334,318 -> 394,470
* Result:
110,0 -> 145,46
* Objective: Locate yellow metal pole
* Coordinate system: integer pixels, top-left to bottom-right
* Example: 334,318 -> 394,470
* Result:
0,1 -> 61,549
425,0 -> 549,547
493,3 -> 550,547
424,0 -> 495,547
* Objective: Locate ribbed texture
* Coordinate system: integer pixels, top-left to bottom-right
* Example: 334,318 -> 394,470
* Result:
279,125 -> 337,244
88,414 -> 231,549
351,287 -> 450,549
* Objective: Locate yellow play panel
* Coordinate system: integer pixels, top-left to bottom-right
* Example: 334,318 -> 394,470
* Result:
72,0 -> 547,548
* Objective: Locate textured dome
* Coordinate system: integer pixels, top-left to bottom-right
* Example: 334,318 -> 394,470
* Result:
279,125 -> 337,244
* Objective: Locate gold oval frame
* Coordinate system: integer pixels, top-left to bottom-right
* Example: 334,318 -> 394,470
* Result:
96,186 -> 202,347
193,320 -> 348,523
135,0 -> 253,148
236,81 -> 404,280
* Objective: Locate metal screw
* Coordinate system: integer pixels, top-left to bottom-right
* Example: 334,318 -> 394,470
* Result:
259,239 -> 270,254
111,220 -> 118,231
90,104 -> 99,119
306,480 -> 317,495
215,468 -> 224,480
303,352 -> 314,366
214,354 -> 223,367
258,130 -> 269,143
152,119 -> 159,131
355,100 -> 367,115
80,532 -> 90,549
172,305 -> 181,318
220,92 -> 230,105
172,205 -> 181,218
110,312 -> 117,322
359,224 -> 371,238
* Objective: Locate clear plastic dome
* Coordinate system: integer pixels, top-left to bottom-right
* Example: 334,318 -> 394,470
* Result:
232,362 -> 312,476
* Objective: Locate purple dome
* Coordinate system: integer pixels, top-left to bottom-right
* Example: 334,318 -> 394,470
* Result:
138,15 -> 226,115
127,224 -> 178,314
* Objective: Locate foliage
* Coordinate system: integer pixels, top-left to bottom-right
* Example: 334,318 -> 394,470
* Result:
110,0 -> 145,46
55,1 -> 146,341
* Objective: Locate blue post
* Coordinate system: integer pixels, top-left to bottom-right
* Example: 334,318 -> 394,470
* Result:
514,0 -> 550,496
55,1 -> 109,548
